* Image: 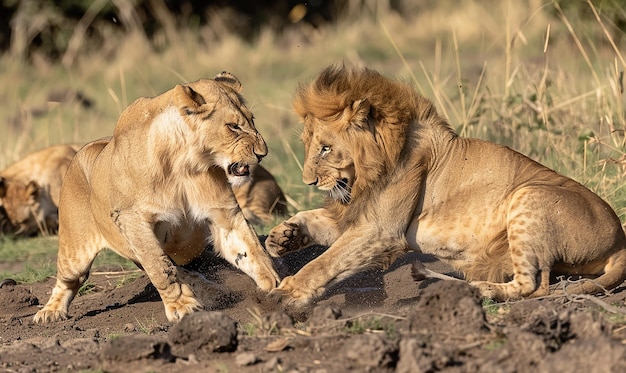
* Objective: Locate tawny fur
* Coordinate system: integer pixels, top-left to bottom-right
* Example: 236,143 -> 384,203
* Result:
234,164 -> 289,226
0,144 -> 82,236
33,72 -> 280,324
0,144 -> 286,235
265,65 -> 626,309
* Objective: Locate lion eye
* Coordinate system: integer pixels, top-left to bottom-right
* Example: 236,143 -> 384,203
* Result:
320,145 -> 331,154
227,123 -> 241,131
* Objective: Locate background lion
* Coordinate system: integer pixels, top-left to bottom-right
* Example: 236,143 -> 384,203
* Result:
0,144 -> 81,236
265,65 -> 626,309
34,72 -> 280,323
235,164 -> 288,226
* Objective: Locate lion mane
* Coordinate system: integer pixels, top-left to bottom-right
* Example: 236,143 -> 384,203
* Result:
292,66 -> 452,229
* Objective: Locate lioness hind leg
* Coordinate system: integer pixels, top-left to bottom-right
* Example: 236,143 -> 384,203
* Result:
33,238 -> 103,323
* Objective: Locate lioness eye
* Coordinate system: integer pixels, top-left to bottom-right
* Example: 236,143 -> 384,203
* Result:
321,145 -> 331,154
227,123 -> 241,131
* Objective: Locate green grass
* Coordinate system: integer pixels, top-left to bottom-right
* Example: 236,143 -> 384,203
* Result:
344,316 -> 398,337
1,1 -> 626,278
0,236 -> 136,284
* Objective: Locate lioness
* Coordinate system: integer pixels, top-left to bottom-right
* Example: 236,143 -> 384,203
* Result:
0,144 -> 284,236
0,144 -> 80,236
265,65 -> 626,309
34,72 -> 280,323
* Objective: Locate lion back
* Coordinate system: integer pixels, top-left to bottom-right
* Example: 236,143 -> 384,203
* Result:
233,164 -> 288,226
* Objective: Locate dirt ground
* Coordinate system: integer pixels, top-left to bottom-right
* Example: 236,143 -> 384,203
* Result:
2,240 -> 626,373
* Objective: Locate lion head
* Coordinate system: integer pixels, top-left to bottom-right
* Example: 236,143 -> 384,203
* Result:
292,65 -> 445,222
0,178 -> 57,236
115,72 -> 267,190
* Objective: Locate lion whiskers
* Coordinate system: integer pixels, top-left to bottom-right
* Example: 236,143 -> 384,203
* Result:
328,179 -> 351,203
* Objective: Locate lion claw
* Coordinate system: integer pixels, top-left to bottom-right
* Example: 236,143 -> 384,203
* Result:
33,309 -> 69,324
266,222 -> 311,257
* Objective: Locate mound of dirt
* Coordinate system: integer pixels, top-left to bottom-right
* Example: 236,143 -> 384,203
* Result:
1,251 -> 626,372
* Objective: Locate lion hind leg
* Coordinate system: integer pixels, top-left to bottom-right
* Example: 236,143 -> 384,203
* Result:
470,210 -> 543,301
559,248 -> 626,295
33,237 -> 103,323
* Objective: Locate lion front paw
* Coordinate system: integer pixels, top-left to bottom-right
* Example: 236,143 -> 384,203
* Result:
33,308 -> 68,324
163,284 -> 204,322
265,222 -> 311,257
470,280 -> 521,301
267,275 -> 324,312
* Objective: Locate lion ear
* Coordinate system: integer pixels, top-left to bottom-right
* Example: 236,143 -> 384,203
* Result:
214,71 -> 243,92
0,177 -> 6,198
25,181 -> 39,200
347,99 -> 371,130
174,84 -> 207,115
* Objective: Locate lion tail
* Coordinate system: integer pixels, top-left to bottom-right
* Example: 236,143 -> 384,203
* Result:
562,248 -> 626,295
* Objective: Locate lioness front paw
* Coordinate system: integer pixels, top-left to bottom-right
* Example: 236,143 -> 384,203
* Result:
163,284 -> 203,322
265,222 -> 311,257
33,308 -> 68,324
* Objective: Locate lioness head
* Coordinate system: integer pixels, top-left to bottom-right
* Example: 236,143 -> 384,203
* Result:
293,65 -> 414,204
174,72 -> 268,187
121,72 -> 268,191
0,178 -> 56,236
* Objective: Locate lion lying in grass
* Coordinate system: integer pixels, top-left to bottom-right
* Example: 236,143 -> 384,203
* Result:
0,144 -> 80,236
34,72 -> 280,323
265,65 -> 626,309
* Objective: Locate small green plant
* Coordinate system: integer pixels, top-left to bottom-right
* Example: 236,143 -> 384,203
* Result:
239,322 -> 259,336
344,316 -> 397,337
114,271 -> 144,288
243,307 -> 280,336
483,336 -> 508,351
135,315 -> 160,334
78,280 -> 97,296
213,362 -> 229,373
482,299 -> 510,316
106,333 -> 123,340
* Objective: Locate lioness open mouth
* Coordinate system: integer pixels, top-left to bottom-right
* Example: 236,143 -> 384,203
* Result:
228,162 -> 250,177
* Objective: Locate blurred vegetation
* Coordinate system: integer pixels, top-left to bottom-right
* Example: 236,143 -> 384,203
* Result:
1,0 -> 405,64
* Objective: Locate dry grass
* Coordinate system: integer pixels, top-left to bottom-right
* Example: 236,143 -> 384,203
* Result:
1,0 -> 625,221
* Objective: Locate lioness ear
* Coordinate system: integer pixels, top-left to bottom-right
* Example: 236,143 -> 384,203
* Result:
174,84 -> 207,115
0,177 -> 6,198
346,99 -> 371,130
214,71 -> 242,92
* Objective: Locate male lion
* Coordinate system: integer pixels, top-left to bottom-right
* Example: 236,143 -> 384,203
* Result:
0,144 -> 80,236
34,72 -> 280,323
265,65 -> 626,309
